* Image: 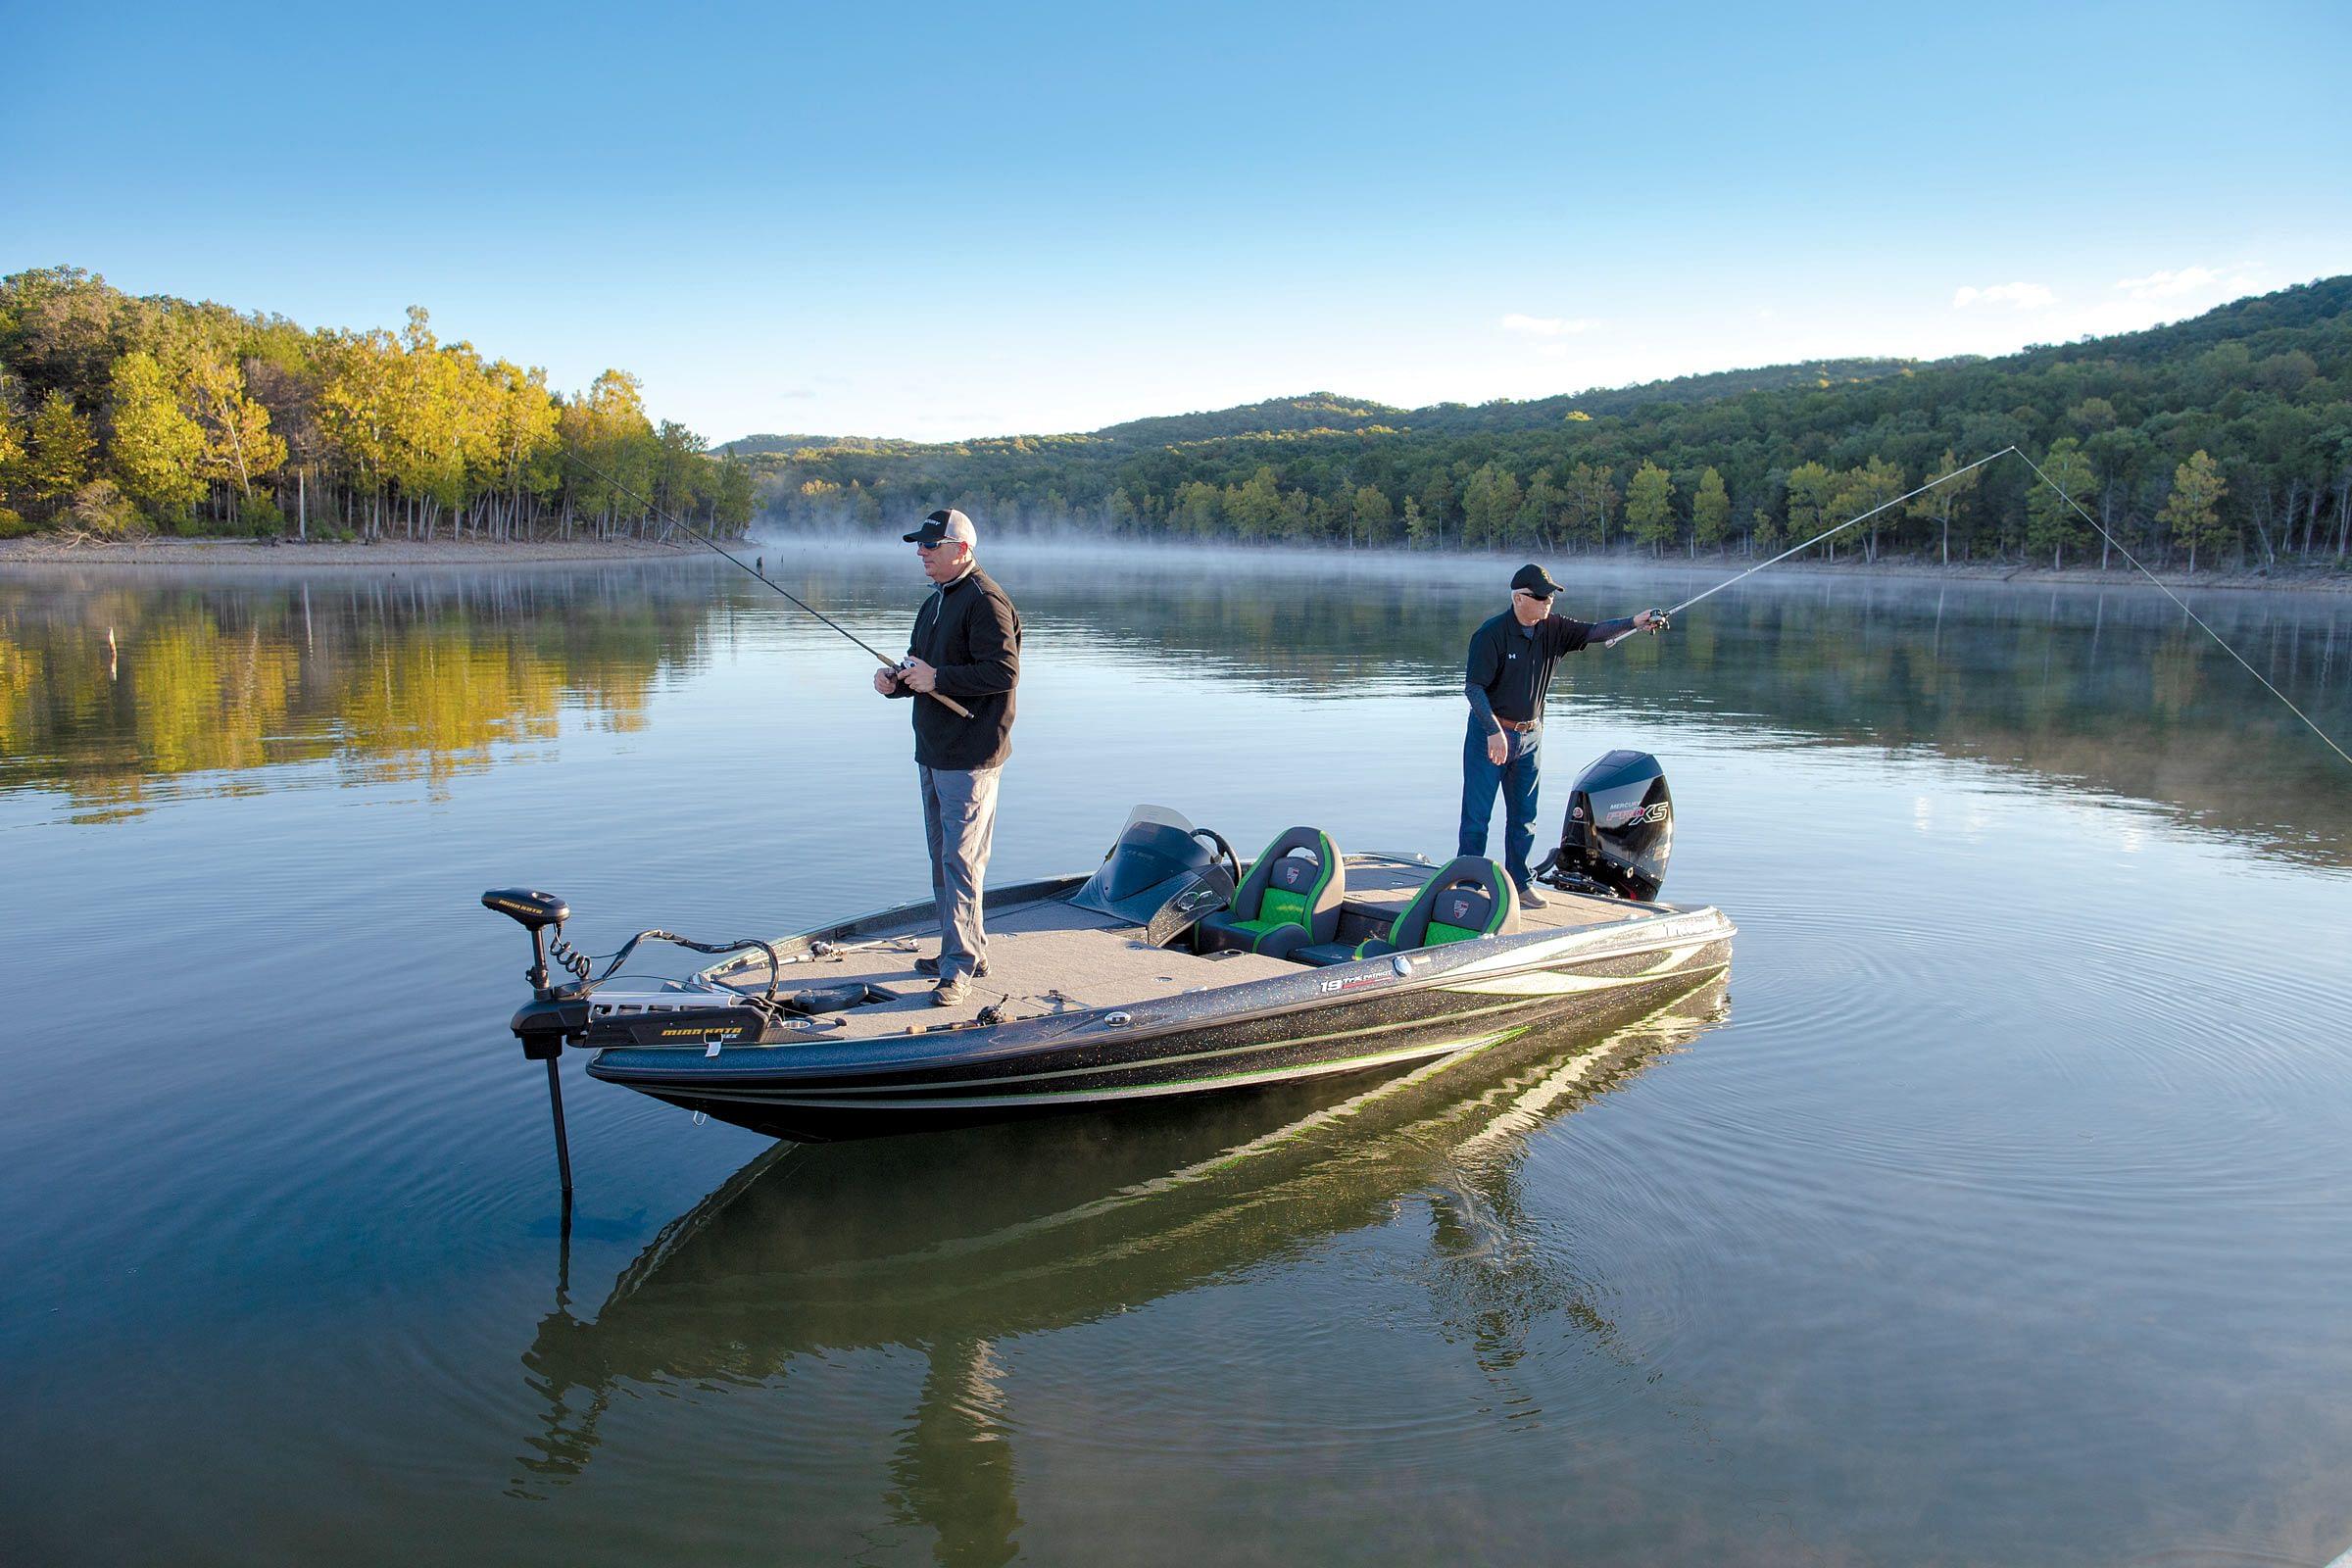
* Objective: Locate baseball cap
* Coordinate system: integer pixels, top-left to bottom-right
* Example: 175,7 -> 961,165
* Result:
1510,563 -> 1561,598
903,508 -> 978,547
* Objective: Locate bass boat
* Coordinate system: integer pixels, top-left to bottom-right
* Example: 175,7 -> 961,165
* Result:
484,749 -> 1733,1144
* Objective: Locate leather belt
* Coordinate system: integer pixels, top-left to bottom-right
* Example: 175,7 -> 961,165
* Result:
1495,717 -> 1538,733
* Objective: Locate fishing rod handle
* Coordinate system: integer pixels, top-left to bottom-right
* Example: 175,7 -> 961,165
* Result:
877,655 -> 976,719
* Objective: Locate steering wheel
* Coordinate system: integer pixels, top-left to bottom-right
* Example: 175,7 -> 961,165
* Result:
1191,827 -> 1241,890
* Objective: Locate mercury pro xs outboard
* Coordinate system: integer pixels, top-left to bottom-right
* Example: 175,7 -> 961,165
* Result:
1538,749 -> 1673,902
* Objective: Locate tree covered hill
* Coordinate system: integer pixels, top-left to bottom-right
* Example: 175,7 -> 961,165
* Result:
714,433 -> 862,457
0,267 -> 755,543
754,279 -> 2352,574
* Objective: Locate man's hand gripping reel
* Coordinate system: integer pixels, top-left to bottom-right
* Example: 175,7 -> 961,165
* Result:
1602,608 -> 1671,649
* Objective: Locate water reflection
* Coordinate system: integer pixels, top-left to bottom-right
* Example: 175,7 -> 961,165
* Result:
0,568 -> 710,817
514,979 -> 1728,1560
3,554 -> 2346,863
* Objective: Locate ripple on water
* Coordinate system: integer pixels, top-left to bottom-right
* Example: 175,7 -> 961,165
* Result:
1667,890 -> 2352,1221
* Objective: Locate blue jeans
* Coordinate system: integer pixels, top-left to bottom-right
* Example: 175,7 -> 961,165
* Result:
1458,720 -> 1541,890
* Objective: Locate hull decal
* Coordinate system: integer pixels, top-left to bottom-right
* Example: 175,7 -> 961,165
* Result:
1440,942 -> 1711,997
691,1026 -> 1529,1112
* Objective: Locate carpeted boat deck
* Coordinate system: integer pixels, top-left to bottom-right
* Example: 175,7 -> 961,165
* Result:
729,858 -> 1653,1039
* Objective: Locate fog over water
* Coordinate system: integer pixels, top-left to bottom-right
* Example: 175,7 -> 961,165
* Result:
2,547 -> 2348,1566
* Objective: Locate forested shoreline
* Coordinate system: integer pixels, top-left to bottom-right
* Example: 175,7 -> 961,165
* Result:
748,277 -> 2352,575
10,267 -> 2347,577
0,269 -> 754,546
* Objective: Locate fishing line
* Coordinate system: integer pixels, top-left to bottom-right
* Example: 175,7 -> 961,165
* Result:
2010,447 -> 2352,769
556,448 -> 972,717
1664,446 -> 2021,618
1638,445 -> 2349,770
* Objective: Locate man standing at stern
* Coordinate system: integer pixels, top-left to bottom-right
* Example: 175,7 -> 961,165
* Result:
1460,564 -> 1664,906
874,508 -> 1022,1004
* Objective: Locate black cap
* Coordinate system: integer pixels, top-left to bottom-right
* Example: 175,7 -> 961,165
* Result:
1510,563 -> 1561,598
902,508 -> 977,546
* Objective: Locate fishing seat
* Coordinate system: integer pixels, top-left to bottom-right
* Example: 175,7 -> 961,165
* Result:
1197,827 -> 1346,961
1295,856 -> 1519,965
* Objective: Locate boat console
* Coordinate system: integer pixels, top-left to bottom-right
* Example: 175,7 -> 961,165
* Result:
1071,806 -> 1240,941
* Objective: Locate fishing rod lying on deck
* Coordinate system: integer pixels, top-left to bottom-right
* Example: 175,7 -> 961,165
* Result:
558,449 -> 972,719
1602,446 -> 2350,772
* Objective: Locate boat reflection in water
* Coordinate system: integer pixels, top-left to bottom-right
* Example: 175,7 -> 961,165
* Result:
514,975 -> 1730,1555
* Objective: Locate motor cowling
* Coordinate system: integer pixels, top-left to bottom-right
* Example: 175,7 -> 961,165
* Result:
1549,749 -> 1672,901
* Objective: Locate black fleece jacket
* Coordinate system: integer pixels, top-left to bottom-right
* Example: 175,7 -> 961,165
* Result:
888,566 -> 1022,769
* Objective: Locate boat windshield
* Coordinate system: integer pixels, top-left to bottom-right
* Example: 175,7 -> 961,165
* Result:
1070,806 -> 1216,924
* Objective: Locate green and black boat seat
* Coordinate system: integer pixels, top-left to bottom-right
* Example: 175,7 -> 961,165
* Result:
1197,826 -> 1346,960
1293,856 -> 1520,966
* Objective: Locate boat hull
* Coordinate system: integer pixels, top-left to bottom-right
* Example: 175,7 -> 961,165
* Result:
585,909 -> 1734,1143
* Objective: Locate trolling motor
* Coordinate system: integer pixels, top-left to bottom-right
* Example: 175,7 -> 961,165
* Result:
482,888 -> 588,1195
1535,750 -> 1673,902
483,889 -> 582,1059
482,889 -> 794,1195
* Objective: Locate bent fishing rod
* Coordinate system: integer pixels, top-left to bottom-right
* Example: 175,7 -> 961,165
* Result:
1605,445 -> 2349,770
557,450 -> 973,719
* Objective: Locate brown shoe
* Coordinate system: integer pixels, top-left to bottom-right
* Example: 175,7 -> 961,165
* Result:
916,955 -> 988,978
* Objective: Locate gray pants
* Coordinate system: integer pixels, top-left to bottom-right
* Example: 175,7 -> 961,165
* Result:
919,763 -> 1001,981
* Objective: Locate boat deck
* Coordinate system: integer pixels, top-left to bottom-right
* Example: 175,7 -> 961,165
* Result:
718,858 -> 1653,1041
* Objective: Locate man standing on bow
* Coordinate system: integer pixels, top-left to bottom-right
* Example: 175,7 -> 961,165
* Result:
1460,564 -> 1664,906
874,508 -> 1022,1005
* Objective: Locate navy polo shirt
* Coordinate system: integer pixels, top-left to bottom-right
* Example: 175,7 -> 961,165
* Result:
1463,610 -> 1595,735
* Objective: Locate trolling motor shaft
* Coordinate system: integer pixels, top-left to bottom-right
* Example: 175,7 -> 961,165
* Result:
482,888 -> 582,1195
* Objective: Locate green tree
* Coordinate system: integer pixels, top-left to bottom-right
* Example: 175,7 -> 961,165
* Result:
1626,461 -> 1676,555
1564,462 -> 1616,551
1349,484 -> 1393,547
1105,486 -> 1140,534
1691,466 -> 1731,551
1784,462 -> 1836,557
1518,466 -> 1564,549
712,455 -> 756,534
2082,427 -> 2149,569
2025,437 -> 2095,568
188,352 -> 287,517
1416,474 -> 1456,549
1909,448 -> 1981,565
1223,466 -> 1284,539
1171,479 -> 1221,537
1460,463 -> 1521,550
24,391 -> 95,515
653,419 -> 708,534
107,351 -> 206,520
1401,494 -> 1431,548
0,394 -> 26,531
1831,456 -> 1905,563
2158,450 -> 2229,571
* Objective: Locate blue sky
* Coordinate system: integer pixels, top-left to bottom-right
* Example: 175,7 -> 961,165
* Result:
7,1 -> 2347,441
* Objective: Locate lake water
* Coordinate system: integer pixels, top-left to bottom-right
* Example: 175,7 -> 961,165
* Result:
3,546 -> 2349,1566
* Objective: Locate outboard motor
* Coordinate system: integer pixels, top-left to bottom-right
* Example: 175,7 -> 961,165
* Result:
1543,750 -> 1672,901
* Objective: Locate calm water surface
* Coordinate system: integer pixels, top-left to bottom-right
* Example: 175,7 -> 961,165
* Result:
3,547 -> 2349,1566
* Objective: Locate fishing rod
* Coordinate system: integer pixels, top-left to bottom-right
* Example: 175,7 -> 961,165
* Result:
558,449 -> 973,719
1604,445 -> 2350,770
